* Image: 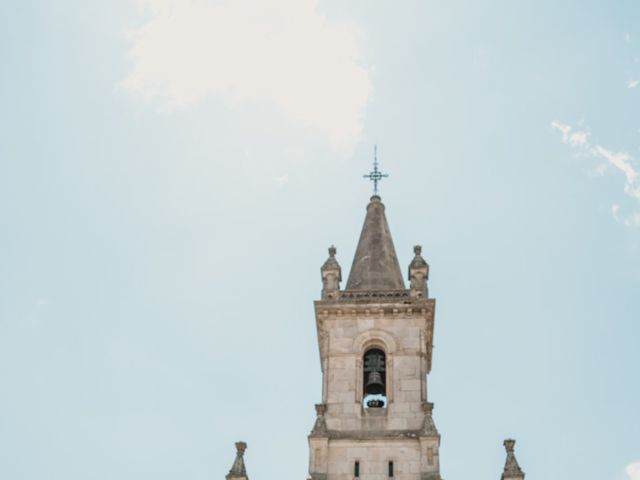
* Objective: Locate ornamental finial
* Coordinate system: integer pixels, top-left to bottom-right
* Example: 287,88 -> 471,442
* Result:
363,145 -> 389,196
501,438 -> 525,480
226,441 -> 248,479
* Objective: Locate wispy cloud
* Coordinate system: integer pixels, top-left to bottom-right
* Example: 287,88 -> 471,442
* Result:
627,463 -> 640,480
613,205 -> 640,227
627,79 -> 639,89
551,120 -> 589,147
121,0 -> 372,153
592,145 -> 637,185
552,120 -> 640,226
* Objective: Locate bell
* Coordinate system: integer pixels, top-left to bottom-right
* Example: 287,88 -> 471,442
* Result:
365,371 -> 385,395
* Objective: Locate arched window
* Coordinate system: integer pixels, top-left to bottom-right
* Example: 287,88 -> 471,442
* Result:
363,348 -> 386,408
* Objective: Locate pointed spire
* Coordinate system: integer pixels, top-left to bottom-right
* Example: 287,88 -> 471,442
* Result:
321,245 -> 342,300
408,245 -> 429,298
346,196 -> 405,291
501,439 -> 525,480
226,442 -> 248,480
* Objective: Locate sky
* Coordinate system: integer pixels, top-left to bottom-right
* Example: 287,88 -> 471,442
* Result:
1,1 -> 639,479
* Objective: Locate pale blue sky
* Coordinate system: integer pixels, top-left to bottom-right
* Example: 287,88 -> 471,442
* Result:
1,1 -> 639,480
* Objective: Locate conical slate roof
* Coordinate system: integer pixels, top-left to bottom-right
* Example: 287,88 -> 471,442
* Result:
346,196 -> 405,290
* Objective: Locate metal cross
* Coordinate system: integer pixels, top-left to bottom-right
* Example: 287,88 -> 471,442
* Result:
363,145 -> 388,196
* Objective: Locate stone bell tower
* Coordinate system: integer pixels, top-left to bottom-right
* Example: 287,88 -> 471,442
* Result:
220,183 -> 528,479
308,195 -> 441,480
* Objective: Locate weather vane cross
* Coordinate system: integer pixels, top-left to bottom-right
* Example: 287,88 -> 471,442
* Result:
363,145 -> 389,196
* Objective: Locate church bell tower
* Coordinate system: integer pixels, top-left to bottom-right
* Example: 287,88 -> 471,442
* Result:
308,194 -> 441,480
222,155 -> 528,479
222,166 -> 527,479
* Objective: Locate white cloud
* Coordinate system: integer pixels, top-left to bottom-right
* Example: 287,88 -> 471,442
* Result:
627,79 -> 639,89
627,462 -> 640,480
610,203 -> 637,227
551,120 -> 588,147
551,120 -> 571,138
569,131 -> 588,146
552,120 -> 640,226
592,145 -> 637,184
121,0 -> 372,152
625,32 -> 631,43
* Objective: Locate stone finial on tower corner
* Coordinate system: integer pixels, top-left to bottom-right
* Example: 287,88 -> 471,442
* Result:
321,245 -> 342,300
408,245 -> 429,298
226,441 -> 248,480
501,438 -> 525,480
420,401 -> 439,436
310,403 -> 328,436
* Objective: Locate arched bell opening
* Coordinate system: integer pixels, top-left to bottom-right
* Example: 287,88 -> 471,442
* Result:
362,348 -> 387,408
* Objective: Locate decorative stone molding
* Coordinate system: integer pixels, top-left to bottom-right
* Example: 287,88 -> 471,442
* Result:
324,429 -> 423,440
315,299 -> 435,318
355,357 -> 363,402
337,289 -> 410,302
385,355 -> 394,403
352,329 -> 399,354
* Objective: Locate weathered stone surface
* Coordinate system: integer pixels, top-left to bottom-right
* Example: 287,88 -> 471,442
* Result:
346,196 -> 405,291
408,245 -> 429,299
310,404 -> 328,437
321,246 -> 342,300
501,439 -> 525,480
226,441 -> 248,480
